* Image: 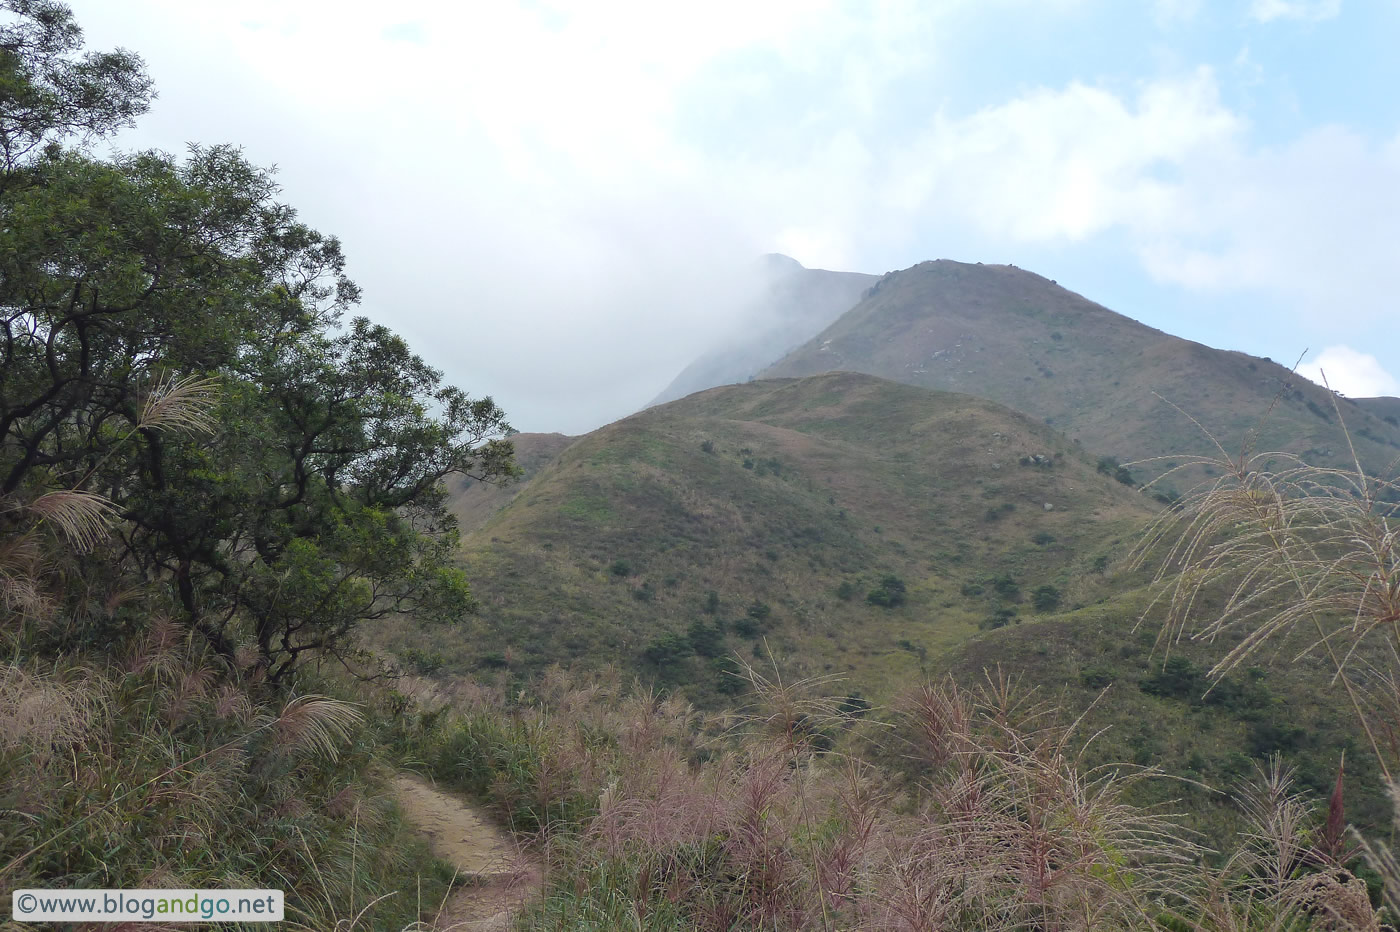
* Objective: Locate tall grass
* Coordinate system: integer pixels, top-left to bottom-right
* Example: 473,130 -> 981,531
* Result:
1129,389 -> 1400,928
0,622 -> 453,929
389,657 -> 1374,930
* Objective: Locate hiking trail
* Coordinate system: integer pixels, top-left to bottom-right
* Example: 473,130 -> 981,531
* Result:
391,774 -> 540,931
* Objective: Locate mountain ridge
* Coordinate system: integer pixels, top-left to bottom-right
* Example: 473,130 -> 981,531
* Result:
757,259 -> 1400,473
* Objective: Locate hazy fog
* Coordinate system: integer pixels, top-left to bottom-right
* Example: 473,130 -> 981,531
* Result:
66,0 -> 1400,432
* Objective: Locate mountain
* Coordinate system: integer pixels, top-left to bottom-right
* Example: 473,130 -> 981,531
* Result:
647,255 -> 877,407
383,372 -> 1157,701
758,260 -> 1400,476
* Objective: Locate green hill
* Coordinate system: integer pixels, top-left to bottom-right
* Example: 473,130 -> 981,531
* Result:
383,372 -> 1157,702
759,260 -> 1400,475
931,589 -> 1391,851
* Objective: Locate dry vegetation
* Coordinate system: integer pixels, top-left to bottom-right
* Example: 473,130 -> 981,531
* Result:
389,657 -> 1384,930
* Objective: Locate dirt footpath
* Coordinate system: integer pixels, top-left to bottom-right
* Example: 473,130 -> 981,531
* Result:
392,774 -> 540,930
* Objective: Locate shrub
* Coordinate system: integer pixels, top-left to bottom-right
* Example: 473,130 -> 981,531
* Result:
835,580 -> 858,601
1097,456 -> 1133,484
1032,584 -> 1062,612
610,559 -> 633,577
1032,532 -> 1056,546
642,633 -> 693,667
746,600 -> 772,621
687,620 -> 725,658
709,656 -> 746,694
991,573 -> 1020,600
1139,656 -> 1203,700
979,607 -> 1018,630
866,575 -> 907,608
731,617 -> 762,638
1080,668 -> 1115,689
400,647 -> 447,674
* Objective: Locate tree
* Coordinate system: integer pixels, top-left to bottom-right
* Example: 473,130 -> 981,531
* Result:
0,2 -> 516,683
1,0 -> 153,177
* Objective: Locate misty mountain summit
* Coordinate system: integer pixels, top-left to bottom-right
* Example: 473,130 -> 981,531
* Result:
654,256 -> 1400,471
648,256 -> 875,406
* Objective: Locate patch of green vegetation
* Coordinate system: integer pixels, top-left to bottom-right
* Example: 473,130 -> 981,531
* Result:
866,575 -> 907,607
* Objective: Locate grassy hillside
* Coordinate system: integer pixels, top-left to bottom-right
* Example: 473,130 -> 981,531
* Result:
930,586 -> 1391,854
382,372 -> 1158,703
759,260 -> 1400,476
446,432 -> 576,535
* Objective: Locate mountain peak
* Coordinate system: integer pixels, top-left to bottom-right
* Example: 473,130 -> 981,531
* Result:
758,253 -> 805,275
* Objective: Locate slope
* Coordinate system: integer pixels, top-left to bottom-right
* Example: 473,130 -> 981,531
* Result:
648,255 -> 877,406
930,587 -> 1392,852
382,372 -> 1159,703
759,260 -> 1400,476
446,432 -> 576,535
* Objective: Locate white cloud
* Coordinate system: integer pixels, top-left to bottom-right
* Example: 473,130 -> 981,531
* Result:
1248,0 -> 1342,23
887,68 -> 1240,243
1300,346 -> 1400,398
63,0 -> 1400,431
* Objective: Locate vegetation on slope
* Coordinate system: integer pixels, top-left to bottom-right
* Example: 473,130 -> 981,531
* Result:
385,372 -> 1157,704
758,259 -> 1400,475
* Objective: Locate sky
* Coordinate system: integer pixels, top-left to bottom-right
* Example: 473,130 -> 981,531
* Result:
64,0 -> 1400,433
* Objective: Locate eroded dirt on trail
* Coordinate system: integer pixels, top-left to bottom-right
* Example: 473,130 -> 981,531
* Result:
392,774 -> 540,931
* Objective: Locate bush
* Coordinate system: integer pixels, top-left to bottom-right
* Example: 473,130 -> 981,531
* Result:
835,580 -> 858,601
991,574 -> 1020,600
687,620 -> 725,658
610,559 -> 633,577
1032,532 -> 1056,546
400,647 -> 447,674
1080,668 -> 1115,689
866,575 -> 907,608
1139,656 -> 1203,700
979,608 -> 1018,630
747,600 -> 772,620
1096,456 -> 1135,485
642,633 -> 693,667
731,617 -> 762,638
709,656 -> 746,694
1032,584 -> 1062,612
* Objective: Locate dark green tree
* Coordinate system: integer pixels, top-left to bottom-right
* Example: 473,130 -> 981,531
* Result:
0,2 -> 515,683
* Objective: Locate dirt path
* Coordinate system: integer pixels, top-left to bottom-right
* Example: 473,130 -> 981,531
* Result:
392,774 -> 540,931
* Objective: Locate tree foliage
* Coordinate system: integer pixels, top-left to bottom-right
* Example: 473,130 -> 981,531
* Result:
0,1 -> 515,683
